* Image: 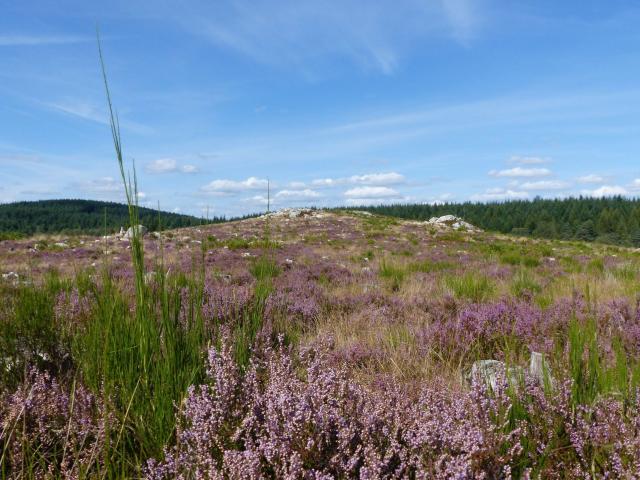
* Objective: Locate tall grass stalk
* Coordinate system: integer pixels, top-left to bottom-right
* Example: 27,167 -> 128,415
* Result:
86,33 -> 208,467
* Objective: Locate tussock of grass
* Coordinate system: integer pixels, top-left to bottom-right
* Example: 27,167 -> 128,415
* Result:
379,259 -> 406,291
444,273 -> 495,302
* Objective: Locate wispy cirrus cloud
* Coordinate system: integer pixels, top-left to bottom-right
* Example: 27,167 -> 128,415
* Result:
176,0 -> 484,75
0,35 -> 91,47
43,100 -> 153,134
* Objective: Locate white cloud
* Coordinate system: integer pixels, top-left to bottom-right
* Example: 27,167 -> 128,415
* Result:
582,185 -> 628,197
201,177 -> 269,194
146,158 -> 177,173
519,180 -> 570,190
349,172 -> 405,185
425,193 -> 455,205
288,181 -> 307,189
311,178 -> 340,187
508,156 -> 549,165
471,188 -> 529,201
181,164 -> 199,173
344,186 -> 399,198
146,159 -> 199,174
577,174 -> 606,184
176,1 -> 482,75
489,167 -> 551,178
275,189 -> 321,199
344,197 -> 404,206
245,195 -> 269,206
137,192 -> 147,199
312,172 -> 405,187
632,179 -> 640,187
44,100 -> 152,134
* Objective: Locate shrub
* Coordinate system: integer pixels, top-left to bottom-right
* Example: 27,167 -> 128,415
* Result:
0,370 -> 113,478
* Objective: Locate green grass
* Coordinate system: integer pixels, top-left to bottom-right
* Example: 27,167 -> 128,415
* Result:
510,269 -> 542,298
408,259 -> 455,273
379,259 -> 406,291
444,273 -> 495,302
249,255 -> 281,280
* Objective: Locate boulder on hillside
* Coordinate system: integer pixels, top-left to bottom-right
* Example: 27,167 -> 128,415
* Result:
468,351 -> 552,390
261,208 -> 325,220
426,215 -> 479,231
124,225 -> 148,239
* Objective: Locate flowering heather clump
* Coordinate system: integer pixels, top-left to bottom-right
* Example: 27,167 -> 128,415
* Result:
144,340 -> 519,479
202,282 -> 254,324
177,282 -> 254,329
146,341 -> 640,478
0,369 -> 112,478
265,269 -> 324,323
54,288 -> 92,324
422,297 -> 596,359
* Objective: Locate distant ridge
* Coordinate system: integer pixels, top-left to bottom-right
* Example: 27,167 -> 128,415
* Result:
0,199 -> 225,236
355,196 -> 640,247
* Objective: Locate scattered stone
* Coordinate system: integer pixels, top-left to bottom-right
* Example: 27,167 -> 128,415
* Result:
2,272 -> 19,282
426,215 -> 480,231
469,360 -> 511,391
349,210 -> 373,217
469,351 -> 553,390
529,351 -> 553,386
260,208 -> 325,220
241,252 -> 252,258
124,225 -> 148,239
144,271 -> 157,285
54,242 -> 68,248
285,258 -> 294,264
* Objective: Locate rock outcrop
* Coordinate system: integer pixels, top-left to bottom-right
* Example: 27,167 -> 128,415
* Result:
426,215 -> 479,231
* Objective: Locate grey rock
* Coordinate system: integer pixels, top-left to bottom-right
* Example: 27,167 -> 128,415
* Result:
529,351 -> 553,386
124,225 -> 148,239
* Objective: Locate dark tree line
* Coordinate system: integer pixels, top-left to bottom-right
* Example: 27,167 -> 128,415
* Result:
0,199 -> 227,236
357,196 -> 640,247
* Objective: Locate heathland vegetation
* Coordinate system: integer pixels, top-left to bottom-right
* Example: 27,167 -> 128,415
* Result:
3,197 -> 640,248
2,41 -> 640,478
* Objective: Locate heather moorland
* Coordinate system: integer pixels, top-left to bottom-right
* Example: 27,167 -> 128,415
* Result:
2,204 -> 640,478
3,6 -> 640,478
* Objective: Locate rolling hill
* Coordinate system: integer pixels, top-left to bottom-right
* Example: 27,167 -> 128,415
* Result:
0,199 -> 225,236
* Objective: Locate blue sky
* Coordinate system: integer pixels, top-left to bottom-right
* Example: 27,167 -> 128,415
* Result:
2,1 -> 640,217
